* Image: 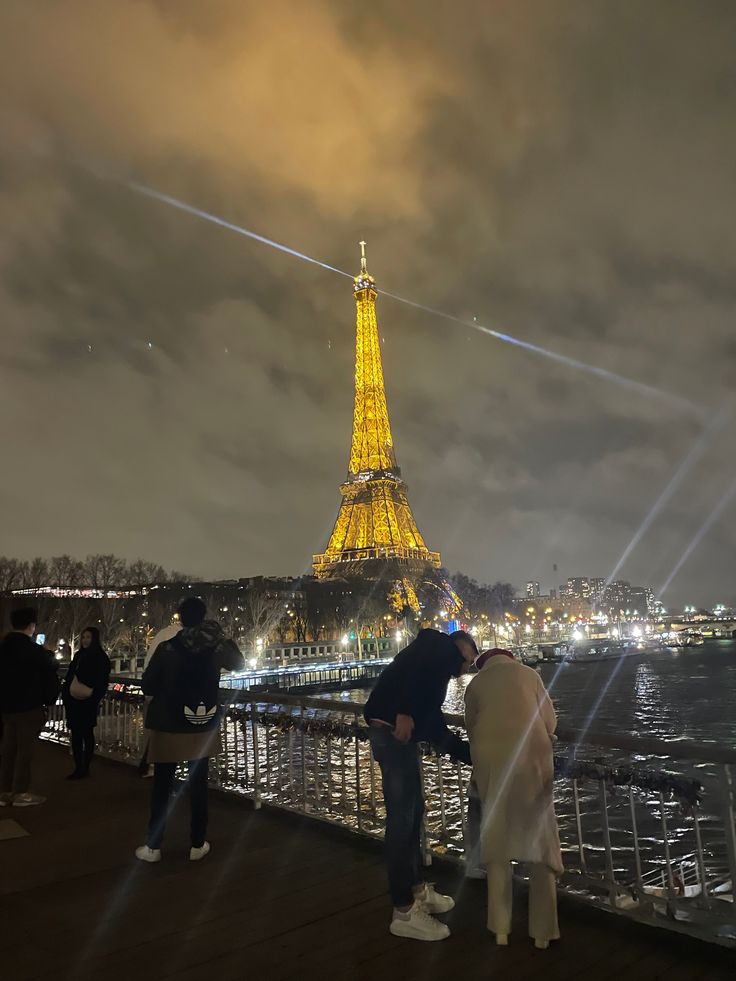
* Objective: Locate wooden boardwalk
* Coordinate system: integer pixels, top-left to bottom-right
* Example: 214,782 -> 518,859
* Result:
1,744 -> 733,981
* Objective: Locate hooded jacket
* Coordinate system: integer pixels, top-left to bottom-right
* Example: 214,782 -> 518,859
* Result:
364,628 -> 471,764
142,620 -> 243,734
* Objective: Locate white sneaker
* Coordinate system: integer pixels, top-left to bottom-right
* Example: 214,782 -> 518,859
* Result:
534,938 -> 550,950
12,793 -> 46,807
135,845 -> 162,863
190,841 -> 211,862
416,883 -> 455,914
389,902 -> 450,941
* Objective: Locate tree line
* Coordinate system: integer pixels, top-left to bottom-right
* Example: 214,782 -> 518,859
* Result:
0,554 -> 518,663
0,554 -> 194,594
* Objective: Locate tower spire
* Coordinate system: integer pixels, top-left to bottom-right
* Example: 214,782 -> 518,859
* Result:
359,239 -> 367,275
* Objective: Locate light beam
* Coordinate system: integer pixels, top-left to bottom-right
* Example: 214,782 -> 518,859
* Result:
657,473 -> 736,598
126,180 -> 703,416
603,409 -> 732,587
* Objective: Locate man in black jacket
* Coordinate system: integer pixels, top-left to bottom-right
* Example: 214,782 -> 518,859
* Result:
364,628 -> 477,941
0,608 -> 60,807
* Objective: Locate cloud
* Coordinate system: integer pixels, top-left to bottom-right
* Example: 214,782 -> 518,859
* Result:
0,0 -> 734,605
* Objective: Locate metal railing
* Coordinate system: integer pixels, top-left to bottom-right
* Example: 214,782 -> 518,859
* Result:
42,685 -> 736,948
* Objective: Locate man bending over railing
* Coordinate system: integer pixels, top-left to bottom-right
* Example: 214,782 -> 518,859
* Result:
364,628 -> 477,942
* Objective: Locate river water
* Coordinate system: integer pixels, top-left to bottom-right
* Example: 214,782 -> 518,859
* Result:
336,639 -> 736,752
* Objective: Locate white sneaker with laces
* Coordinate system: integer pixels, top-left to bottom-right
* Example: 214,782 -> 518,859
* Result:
135,845 -> 162,863
389,902 -> 450,941
190,841 -> 211,861
416,883 -> 455,914
12,793 -> 46,807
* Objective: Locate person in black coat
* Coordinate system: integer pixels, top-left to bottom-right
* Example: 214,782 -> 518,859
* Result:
0,607 -> 60,807
62,627 -> 111,780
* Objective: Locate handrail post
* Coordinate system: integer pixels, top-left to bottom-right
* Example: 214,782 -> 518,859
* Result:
247,701 -> 260,808
354,712 -> 363,831
721,764 -> 736,925
419,747 -> 432,867
599,781 -> 617,906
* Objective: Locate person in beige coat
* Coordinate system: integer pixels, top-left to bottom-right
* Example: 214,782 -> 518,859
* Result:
464,648 -> 562,949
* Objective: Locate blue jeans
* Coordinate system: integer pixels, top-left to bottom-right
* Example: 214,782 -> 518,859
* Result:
369,728 -> 425,907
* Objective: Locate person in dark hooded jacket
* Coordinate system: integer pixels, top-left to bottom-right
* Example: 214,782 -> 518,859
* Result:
135,597 -> 243,863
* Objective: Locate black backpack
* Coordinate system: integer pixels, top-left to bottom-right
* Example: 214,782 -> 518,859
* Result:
164,637 -> 221,731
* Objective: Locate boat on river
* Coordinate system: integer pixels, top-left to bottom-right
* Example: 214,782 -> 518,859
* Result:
564,638 -> 665,663
664,630 -> 705,650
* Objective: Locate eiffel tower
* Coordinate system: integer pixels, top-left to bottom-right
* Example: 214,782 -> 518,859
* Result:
313,243 -> 443,586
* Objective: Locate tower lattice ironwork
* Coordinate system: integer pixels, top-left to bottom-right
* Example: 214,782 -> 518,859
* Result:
313,244 -> 442,581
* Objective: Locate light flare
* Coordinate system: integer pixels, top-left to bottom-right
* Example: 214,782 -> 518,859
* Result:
657,473 -> 736,598
603,409 -> 732,587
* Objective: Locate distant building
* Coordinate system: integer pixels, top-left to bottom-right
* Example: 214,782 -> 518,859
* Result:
627,587 -> 650,618
526,581 -> 541,598
560,577 -> 591,600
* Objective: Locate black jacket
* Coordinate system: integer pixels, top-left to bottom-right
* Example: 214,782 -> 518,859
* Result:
0,631 -> 60,714
62,647 -> 111,726
364,629 -> 471,764
143,620 -> 244,734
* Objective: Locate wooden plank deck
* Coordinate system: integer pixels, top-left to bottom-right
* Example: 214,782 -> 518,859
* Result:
1,744 -> 733,981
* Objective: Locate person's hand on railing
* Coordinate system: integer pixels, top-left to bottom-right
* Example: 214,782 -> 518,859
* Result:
393,713 -> 414,743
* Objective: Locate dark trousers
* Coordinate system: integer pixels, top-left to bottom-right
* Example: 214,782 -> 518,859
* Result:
369,728 -> 425,907
147,758 -> 209,850
0,708 -> 45,794
70,724 -> 96,774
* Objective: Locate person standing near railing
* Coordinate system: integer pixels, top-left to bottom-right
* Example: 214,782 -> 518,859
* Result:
138,614 -> 184,778
464,648 -> 562,950
0,607 -> 60,808
135,597 -> 244,864
364,628 -> 478,942
61,626 -> 111,780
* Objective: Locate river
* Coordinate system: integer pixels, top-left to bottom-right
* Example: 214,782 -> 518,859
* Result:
335,639 -> 736,751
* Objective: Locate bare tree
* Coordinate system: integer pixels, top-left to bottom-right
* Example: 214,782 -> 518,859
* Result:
123,559 -> 168,588
0,557 -> 24,592
84,554 -> 126,592
94,596 -> 135,657
241,586 -> 284,653
49,555 -> 84,591
56,596 -> 95,655
23,558 -> 50,590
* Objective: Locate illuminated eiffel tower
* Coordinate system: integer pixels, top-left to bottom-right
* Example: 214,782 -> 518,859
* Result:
313,243 -> 443,586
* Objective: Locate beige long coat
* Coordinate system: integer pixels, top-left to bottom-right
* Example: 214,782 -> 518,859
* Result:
465,656 -> 563,875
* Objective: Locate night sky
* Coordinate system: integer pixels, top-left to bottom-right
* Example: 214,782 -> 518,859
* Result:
1,1 -> 735,606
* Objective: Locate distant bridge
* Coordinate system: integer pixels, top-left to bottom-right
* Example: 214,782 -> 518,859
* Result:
662,619 -> 736,638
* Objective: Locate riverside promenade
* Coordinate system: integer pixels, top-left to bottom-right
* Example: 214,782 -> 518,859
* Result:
1,745 -> 734,981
